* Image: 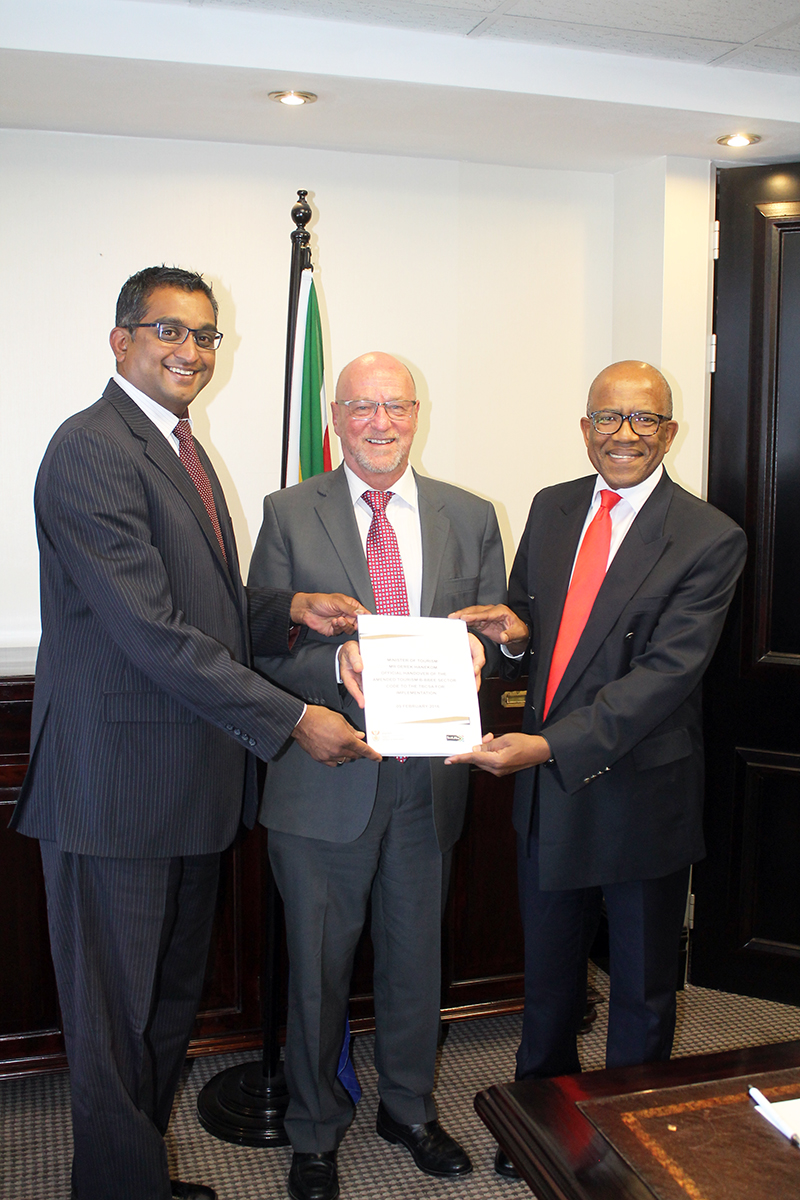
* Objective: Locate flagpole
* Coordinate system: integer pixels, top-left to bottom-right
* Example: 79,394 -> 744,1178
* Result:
281,190 -> 313,488
196,191 -> 316,1147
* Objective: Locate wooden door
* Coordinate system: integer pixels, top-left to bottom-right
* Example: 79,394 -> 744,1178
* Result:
691,162 -> 800,1005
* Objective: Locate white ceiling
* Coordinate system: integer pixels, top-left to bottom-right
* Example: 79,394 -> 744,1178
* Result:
2,0 -> 800,172
152,0 -> 800,74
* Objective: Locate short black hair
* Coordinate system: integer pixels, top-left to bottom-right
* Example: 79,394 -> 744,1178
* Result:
115,266 -> 218,329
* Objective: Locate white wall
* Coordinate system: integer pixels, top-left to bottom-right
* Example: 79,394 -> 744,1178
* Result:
613,156 -> 715,494
0,128 -> 616,654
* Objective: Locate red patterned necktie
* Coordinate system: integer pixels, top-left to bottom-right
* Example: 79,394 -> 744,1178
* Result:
362,491 -> 410,616
174,419 -> 227,562
543,489 -> 621,718
363,490 -> 410,762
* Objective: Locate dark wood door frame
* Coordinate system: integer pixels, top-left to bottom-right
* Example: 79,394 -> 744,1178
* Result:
692,163 -> 800,1006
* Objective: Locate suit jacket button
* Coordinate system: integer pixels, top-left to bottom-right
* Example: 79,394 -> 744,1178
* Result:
249,737 -> 256,746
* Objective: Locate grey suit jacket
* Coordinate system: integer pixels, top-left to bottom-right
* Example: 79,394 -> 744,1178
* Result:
508,470 -> 747,890
12,380 -> 305,858
248,464 -> 506,852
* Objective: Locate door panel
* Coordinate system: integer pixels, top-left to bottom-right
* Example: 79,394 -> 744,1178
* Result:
692,164 -> 800,1004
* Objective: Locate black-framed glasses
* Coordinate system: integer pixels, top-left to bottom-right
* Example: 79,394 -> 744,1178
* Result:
337,399 -> 417,420
131,322 -> 223,351
588,410 -> 669,436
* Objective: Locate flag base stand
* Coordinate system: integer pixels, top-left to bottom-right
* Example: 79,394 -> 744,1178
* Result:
197,1061 -> 290,1147
197,836 -> 290,1148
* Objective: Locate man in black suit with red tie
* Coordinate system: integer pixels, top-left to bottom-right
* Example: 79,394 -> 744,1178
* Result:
12,266 -> 378,1200
449,361 -> 747,1178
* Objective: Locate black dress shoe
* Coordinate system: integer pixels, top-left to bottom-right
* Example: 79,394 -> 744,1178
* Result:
287,1151 -> 339,1200
494,1146 -> 521,1179
376,1101 -> 472,1177
170,1182 -> 218,1200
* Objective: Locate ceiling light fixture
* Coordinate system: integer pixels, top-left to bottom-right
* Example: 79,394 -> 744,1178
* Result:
269,91 -> 318,106
716,133 -> 761,148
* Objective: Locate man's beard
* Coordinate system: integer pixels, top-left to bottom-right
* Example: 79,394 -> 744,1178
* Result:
350,442 -> 406,477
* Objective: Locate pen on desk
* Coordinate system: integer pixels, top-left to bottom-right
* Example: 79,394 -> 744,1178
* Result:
748,1086 -> 800,1149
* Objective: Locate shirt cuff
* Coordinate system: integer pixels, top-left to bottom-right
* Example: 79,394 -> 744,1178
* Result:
293,703 -> 308,729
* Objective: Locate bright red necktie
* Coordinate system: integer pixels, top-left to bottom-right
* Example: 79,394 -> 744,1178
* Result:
362,491 -> 410,616
543,489 -> 621,718
174,419 -> 227,562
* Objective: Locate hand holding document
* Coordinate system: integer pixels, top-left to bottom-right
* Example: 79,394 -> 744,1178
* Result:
358,615 -> 482,757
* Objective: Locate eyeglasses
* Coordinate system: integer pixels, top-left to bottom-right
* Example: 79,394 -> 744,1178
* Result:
588,410 -> 670,436
131,322 -> 223,351
337,399 -> 417,420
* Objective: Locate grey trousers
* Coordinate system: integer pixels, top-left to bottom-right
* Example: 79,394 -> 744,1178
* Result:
269,757 -> 444,1152
40,843 -> 220,1200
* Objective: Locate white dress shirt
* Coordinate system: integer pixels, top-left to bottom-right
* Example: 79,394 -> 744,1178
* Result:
335,463 -> 423,687
504,464 -> 664,659
343,461 -> 423,618
574,463 -> 664,578
113,371 -> 188,451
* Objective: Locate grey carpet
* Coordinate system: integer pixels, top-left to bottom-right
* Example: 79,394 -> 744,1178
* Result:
3,969 -> 800,1199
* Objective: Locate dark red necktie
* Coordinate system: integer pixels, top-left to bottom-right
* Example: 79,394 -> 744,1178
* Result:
362,491 -> 410,616
543,489 -> 621,718
174,419 -> 227,562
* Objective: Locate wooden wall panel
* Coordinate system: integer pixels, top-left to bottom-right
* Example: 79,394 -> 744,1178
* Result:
0,674 -> 526,1075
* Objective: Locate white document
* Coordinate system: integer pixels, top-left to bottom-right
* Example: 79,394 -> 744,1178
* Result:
358,615 -> 482,757
755,1097 -> 800,1141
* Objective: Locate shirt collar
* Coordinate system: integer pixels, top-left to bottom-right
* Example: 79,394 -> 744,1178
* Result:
591,463 -> 664,514
113,371 -> 187,443
343,461 -> 418,510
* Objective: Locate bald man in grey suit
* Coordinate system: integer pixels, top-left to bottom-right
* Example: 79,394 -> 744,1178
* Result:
248,352 -> 506,1200
12,267 -> 377,1200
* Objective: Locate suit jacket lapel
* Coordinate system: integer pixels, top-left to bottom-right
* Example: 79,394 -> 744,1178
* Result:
547,472 -> 674,716
533,478 -> 594,713
103,381 -> 238,599
416,474 -> 450,617
314,466 -> 376,608
194,438 -> 244,598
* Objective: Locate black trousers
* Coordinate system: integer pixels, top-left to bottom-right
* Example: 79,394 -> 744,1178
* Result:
40,843 -> 220,1200
516,832 -> 690,1080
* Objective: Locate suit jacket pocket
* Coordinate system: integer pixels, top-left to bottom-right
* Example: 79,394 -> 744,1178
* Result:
624,595 -> 668,617
103,692 -> 197,723
632,726 -> 692,771
441,576 -> 479,606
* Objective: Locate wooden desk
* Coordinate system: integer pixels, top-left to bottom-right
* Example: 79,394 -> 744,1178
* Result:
475,1040 -> 800,1200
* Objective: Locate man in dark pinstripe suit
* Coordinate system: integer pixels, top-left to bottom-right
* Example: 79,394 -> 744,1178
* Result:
11,266 -> 379,1200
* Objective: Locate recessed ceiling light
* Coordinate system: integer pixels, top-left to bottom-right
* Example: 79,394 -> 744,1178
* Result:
716,133 -> 761,148
269,91 -> 318,106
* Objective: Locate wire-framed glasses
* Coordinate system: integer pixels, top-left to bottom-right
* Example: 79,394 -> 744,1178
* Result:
337,399 -> 417,420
